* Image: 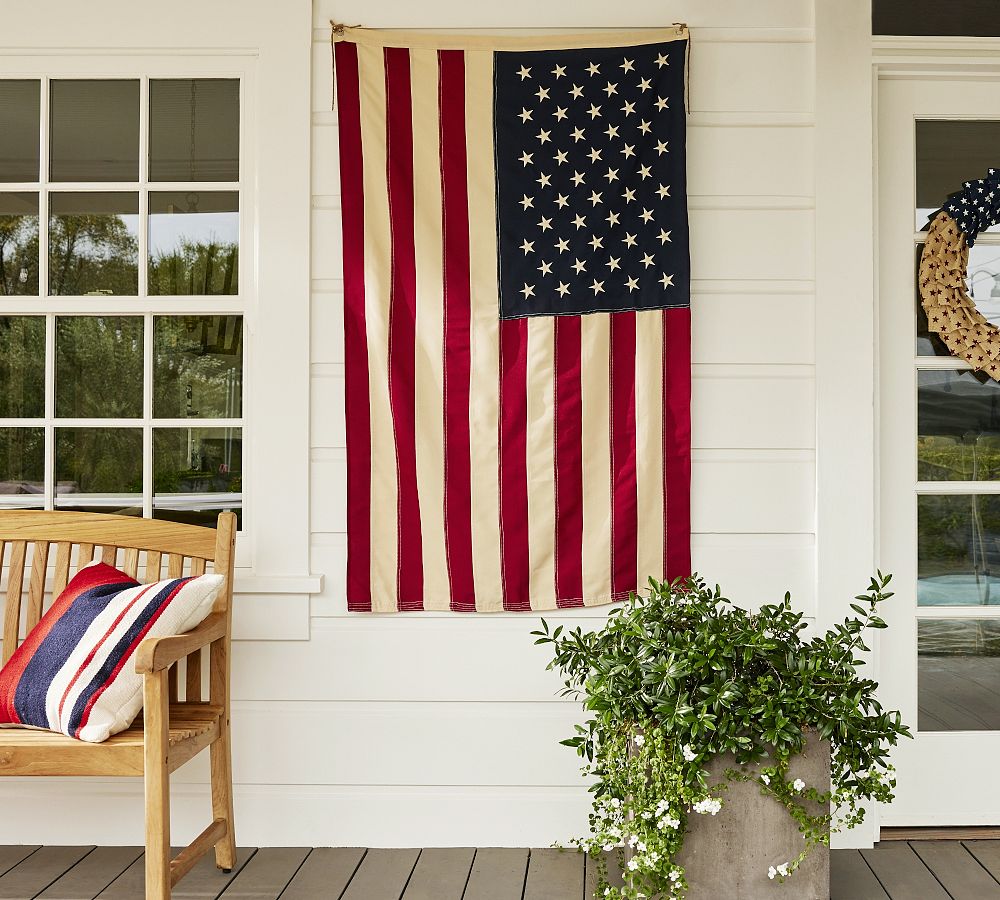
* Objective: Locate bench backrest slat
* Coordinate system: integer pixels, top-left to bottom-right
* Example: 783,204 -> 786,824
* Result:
0,511 -> 236,700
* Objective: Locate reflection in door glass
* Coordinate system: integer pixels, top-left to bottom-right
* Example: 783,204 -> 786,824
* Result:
916,120 -> 1000,231
918,494 -> 1000,606
918,370 -> 1000,481
919,618 -> 1000,730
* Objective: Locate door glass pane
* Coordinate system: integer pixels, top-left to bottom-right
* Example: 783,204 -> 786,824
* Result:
916,120 -> 1000,231
0,81 -> 40,182
49,80 -> 139,182
0,316 -> 45,417
148,192 -> 238,295
919,618 -> 1000,731
918,494 -> 1000,606
0,427 -> 44,508
0,193 -> 39,295
918,370 -> 1000,481
153,315 -> 243,418
153,427 -> 242,527
55,427 -> 142,514
48,192 -> 139,295
56,316 -> 143,418
149,79 -> 239,182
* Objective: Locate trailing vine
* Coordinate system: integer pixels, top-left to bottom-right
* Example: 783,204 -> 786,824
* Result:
533,574 -> 910,899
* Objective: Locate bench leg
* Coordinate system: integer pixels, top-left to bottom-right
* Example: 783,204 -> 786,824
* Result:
210,638 -> 236,870
144,669 -> 172,900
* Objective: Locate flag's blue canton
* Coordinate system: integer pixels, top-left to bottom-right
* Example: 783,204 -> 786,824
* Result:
941,167 -> 1000,247
494,40 -> 690,319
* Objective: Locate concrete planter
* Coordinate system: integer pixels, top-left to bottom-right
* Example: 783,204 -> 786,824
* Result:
629,733 -> 831,900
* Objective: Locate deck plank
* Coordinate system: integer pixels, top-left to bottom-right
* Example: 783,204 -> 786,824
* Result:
36,847 -> 141,900
462,848 -> 529,900
523,848 -> 585,900
861,843 -> 950,899
216,847 -> 309,898
585,851 -> 624,899
0,846 -> 93,900
97,847 -> 256,899
279,848 -> 366,900
340,848 -> 420,900
0,848 -> 39,880
401,847 -> 474,900
830,850 -> 890,900
964,841 -> 1000,883
911,840 -> 1000,899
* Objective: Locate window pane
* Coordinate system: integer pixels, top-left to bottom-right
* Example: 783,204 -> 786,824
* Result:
154,315 -> 242,418
0,81 -> 40,182
56,316 -> 142,418
0,427 -> 44,508
153,427 -> 241,527
918,494 -> 1000,606
918,370 -> 1000,481
55,427 -> 142,515
48,192 -> 139,295
148,192 -> 238,295
919,619 -> 1000,731
0,316 -> 44,417
0,193 -> 39,295
916,241 -> 1000,356
149,79 -> 239,182
916,120 -> 1000,231
49,80 -> 139,182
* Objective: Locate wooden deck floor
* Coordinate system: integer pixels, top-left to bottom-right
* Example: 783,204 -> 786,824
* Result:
0,842 -> 998,899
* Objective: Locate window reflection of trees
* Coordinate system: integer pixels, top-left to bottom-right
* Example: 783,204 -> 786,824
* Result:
0,212 -> 38,295
149,239 -> 237,296
48,213 -> 138,296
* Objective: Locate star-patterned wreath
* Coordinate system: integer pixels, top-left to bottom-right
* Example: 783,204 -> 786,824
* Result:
919,167 -> 1000,378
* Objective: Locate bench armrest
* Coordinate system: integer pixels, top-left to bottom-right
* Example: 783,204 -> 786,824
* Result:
135,612 -> 228,674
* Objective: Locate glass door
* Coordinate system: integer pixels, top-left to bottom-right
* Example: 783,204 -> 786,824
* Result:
879,78 -> 1000,826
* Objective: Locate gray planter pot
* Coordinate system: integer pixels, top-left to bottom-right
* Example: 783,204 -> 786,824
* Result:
628,733 -> 831,900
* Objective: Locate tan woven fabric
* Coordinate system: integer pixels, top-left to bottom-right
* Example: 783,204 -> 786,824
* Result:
919,210 -> 1000,378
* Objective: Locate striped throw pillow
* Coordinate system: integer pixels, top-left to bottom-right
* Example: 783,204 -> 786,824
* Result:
0,561 -> 223,743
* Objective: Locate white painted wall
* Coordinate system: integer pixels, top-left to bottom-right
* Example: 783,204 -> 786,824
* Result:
0,0 -> 884,850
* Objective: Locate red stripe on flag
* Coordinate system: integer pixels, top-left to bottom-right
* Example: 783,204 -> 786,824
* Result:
610,311 -> 638,598
334,41 -> 372,612
499,316 -> 531,611
438,49 -> 476,612
554,316 -> 584,607
384,46 -> 424,610
663,307 -> 692,580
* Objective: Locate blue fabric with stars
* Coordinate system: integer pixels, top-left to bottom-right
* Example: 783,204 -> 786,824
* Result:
494,40 -> 689,319
939,167 -> 1000,247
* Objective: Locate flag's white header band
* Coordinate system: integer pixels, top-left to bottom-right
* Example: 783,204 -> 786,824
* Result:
331,24 -> 688,51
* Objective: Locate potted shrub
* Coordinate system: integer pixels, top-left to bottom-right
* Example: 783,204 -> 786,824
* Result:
533,573 -> 910,900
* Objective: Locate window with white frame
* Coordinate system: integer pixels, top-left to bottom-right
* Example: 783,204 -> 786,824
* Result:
0,76 -> 244,528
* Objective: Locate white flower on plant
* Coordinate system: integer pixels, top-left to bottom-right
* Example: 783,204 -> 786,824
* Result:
656,799 -> 671,815
793,779 -> 806,792
636,841 -> 647,853
768,866 -> 777,880
641,811 -> 653,820
777,863 -> 789,877
627,858 -> 640,871
659,814 -> 680,829
761,774 -> 770,785
634,734 -> 645,747
669,869 -> 681,882
682,744 -> 697,762
692,798 -> 723,816
610,797 -> 621,809
628,834 -> 639,848
602,843 -> 614,852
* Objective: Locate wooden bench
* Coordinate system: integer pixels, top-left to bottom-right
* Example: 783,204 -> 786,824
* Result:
0,510 -> 237,900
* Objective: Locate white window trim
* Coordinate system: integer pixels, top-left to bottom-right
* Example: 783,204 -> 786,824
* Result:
0,4 -> 317,604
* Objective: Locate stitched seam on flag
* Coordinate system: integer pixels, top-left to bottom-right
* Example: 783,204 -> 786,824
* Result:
492,56 -> 504,317
497,326 -> 509,607
439,51 -> 454,605
609,320 -> 616,597
499,301 -> 689,321
552,320 -> 560,603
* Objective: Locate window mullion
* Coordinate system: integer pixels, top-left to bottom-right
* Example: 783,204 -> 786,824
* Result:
43,313 -> 55,511
143,312 -> 153,519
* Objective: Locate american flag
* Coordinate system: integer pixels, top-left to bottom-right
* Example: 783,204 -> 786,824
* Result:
333,28 -> 691,612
